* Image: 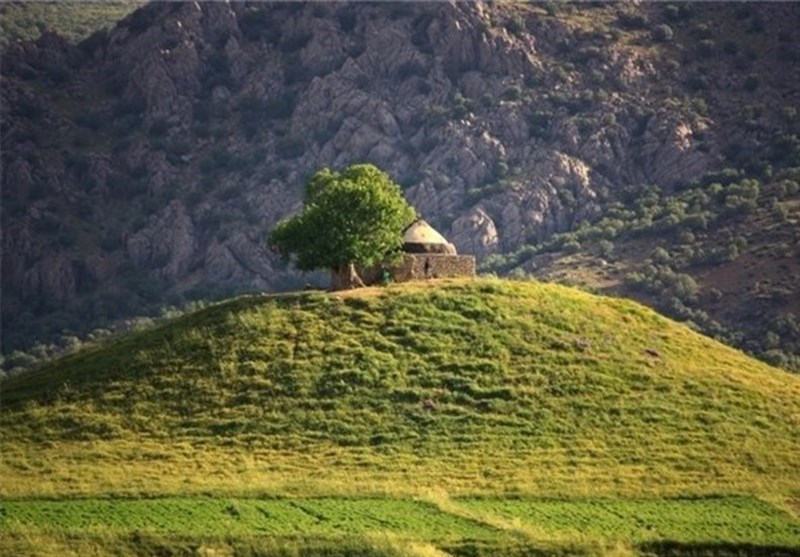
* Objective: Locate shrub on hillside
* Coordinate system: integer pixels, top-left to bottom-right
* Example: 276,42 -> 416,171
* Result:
651,24 -> 674,42
691,23 -> 713,40
761,349 -> 800,372
616,11 -> 649,30
503,85 -> 522,102
625,264 -> 699,304
598,239 -> 614,258
697,39 -> 715,58
505,16 -> 525,37
663,3 -> 694,22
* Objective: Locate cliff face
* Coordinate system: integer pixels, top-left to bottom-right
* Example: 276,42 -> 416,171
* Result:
2,2 -> 799,361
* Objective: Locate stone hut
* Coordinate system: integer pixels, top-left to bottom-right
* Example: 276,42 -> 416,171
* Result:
363,220 -> 476,284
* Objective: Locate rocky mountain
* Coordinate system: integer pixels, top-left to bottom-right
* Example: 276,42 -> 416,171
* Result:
1,1 -> 799,369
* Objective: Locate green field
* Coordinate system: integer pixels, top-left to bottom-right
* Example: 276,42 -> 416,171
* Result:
0,497 -> 501,540
2,279 -> 799,555
2,496 -> 798,556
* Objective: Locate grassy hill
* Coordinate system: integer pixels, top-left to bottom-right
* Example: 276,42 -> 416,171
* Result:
487,168 -> 800,372
1,279 -> 799,555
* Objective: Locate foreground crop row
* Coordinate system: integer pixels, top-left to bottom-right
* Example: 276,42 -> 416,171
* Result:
2,495 -> 798,556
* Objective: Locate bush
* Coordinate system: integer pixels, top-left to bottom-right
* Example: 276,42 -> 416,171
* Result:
691,23 -> 713,40
761,349 -> 800,372
663,3 -> 693,22
696,168 -> 743,188
562,239 -> 581,254
776,180 -> 799,198
677,230 -> 696,245
626,264 -> 699,304
503,85 -> 521,101
697,39 -> 715,58
650,247 -> 671,264
651,24 -> 673,42
505,16 -> 525,37
616,11 -> 649,30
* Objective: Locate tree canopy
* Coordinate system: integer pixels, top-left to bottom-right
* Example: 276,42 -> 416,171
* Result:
269,164 -> 417,289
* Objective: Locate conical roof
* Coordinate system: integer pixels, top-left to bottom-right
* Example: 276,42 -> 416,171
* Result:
402,220 -> 457,255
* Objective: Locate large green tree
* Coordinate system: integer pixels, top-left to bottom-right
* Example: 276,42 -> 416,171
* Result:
269,164 -> 417,290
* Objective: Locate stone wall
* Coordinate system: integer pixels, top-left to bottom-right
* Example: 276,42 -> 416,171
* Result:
362,254 -> 475,284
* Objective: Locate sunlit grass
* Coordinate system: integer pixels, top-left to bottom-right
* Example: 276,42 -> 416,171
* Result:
1,278 -> 798,554
1,279 -> 798,500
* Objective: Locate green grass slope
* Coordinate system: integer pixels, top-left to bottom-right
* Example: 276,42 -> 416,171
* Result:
2,278 -> 798,499
2,278 -> 800,555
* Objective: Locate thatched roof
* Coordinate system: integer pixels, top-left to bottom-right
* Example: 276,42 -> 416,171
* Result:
403,220 -> 457,255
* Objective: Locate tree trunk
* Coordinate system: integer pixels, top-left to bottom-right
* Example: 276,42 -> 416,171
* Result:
331,263 -> 365,290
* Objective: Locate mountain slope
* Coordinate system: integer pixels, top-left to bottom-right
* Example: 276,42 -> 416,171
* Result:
2,279 -> 798,499
1,1 -> 799,371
